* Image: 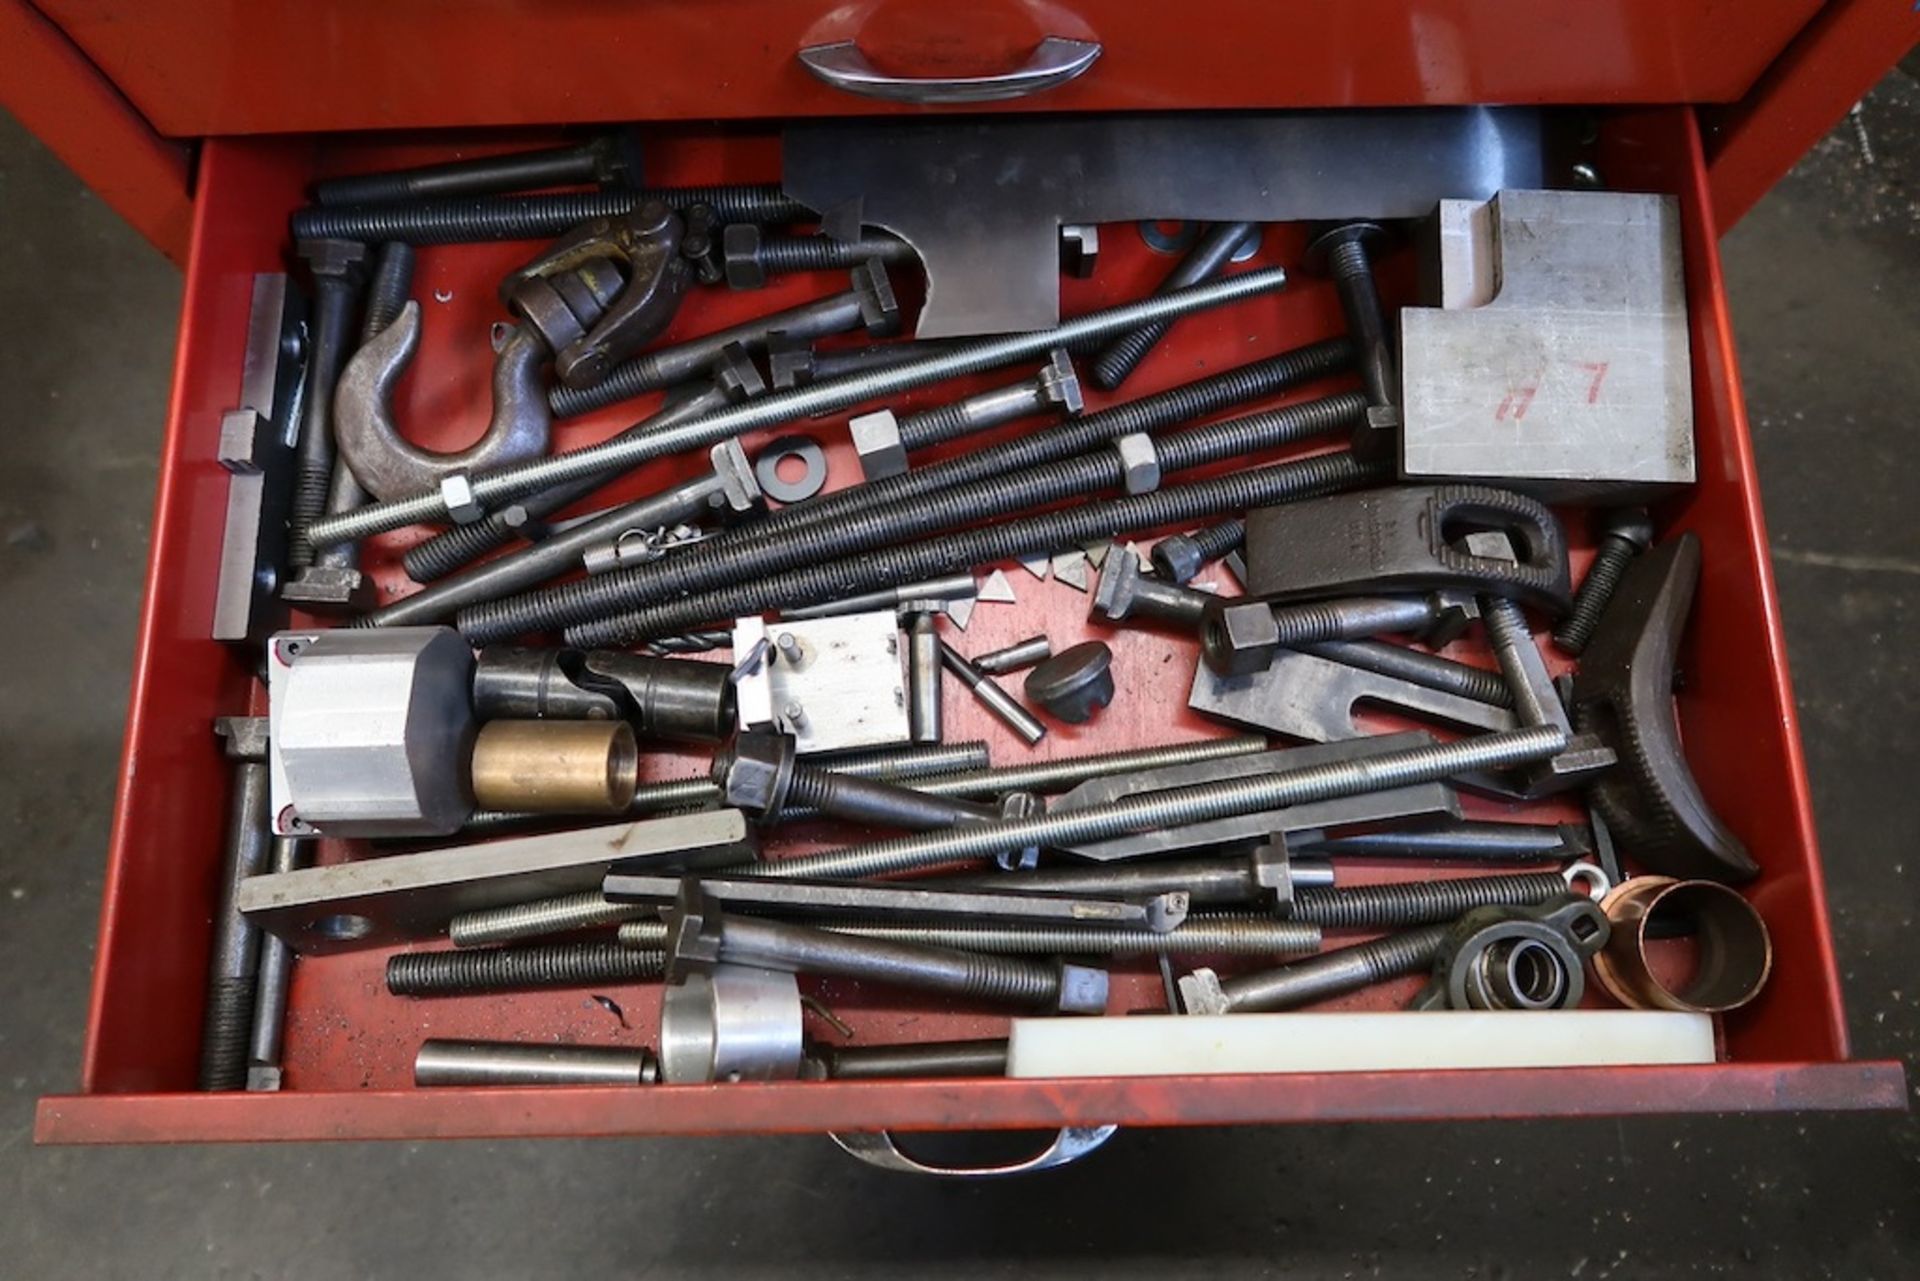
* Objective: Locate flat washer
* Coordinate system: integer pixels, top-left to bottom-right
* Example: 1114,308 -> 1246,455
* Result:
754,435 -> 828,504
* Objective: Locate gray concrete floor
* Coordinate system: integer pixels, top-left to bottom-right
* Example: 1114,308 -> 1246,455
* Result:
4,73 -> 1918,1278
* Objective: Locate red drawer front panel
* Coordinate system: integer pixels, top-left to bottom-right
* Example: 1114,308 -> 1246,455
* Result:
37,107 -> 1904,1144
39,0 -> 1820,136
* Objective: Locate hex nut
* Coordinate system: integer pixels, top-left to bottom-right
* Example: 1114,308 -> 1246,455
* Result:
1055,962 -> 1111,1015
852,261 -> 902,336
440,473 -> 483,525
722,223 -> 766,290
1039,349 -> 1085,415
1151,534 -> 1207,585
849,408 -> 908,480
1113,433 -> 1161,495
1024,641 -> 1115,724
720,730 -> 796,818
1202,600 -> 1281,677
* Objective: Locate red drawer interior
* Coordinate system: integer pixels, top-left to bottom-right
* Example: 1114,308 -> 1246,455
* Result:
36,107 -> 1907,1144
38,1 -> 1822,136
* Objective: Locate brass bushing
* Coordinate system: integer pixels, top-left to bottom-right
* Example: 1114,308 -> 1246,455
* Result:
469,720 -> 639,815
1593,876 -> 1773,1014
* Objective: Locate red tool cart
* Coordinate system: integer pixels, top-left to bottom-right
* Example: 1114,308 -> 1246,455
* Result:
6,0 -> 1917,1157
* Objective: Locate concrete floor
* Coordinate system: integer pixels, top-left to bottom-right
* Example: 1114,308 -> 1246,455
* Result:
4,73 -> 1918,1278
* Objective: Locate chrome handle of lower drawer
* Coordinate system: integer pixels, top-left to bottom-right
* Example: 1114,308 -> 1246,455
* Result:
828,1124 -> 1119,1177
797,36 -> 1101,105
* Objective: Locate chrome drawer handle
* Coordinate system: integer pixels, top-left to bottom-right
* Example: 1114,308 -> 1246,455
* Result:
797,36 -> 1101,105
829,1124 -> 1119,1177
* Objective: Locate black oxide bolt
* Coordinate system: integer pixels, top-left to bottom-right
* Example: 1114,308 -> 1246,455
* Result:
387,942 -> 666,996
1091,222 -> 1258,390
460,388 -> 1369,645
313,134 -> 643,206
555,447 -> 1383,648
714,731 -> 1002,830
722,338 -> 1353,553
723,224 -> 918,289
1152,518 -> 1246,583
1552,508 -> 1656,655
286,239 -> 368,569
289,184 -> 811,245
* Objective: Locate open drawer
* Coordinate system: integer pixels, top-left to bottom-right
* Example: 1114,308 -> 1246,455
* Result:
34,106 -> 1908,1146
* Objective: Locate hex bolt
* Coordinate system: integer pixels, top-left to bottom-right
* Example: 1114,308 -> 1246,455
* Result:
199,722 -> 274,1091
723,224 -> 918,289
1091,222 -> 1258,390
463,388 -> 1369,646
667,883 -> 1108,1014
1301,639 -> 1513,708
360,431 -> 759,628
1201,594 -> 1461,676
402,360 -> 760,584
974,636 -> 1052,676
758,724 -> 1568,882
553,445 -> 1382,648
939,642 -> 1048,746
1292,870 -> 1576,929
1180,923 -> 1452,1014
1152,519 -> 1245,584
286,238 -> 368,569
290,182 -> 810,244
904,607 -> 944,744
307,268 -> 1299,547
313,134 -> 643,206
1552,508 -> 1656,655
716,730 -> 1003,829
458,738 -> 992,845
850,350 -> 1083,480
731,338 -> 1352,551
1093,547 -> 1210,629
284,241 -> 416,608
548,261 -> 900,419
387,941 -> 666,996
